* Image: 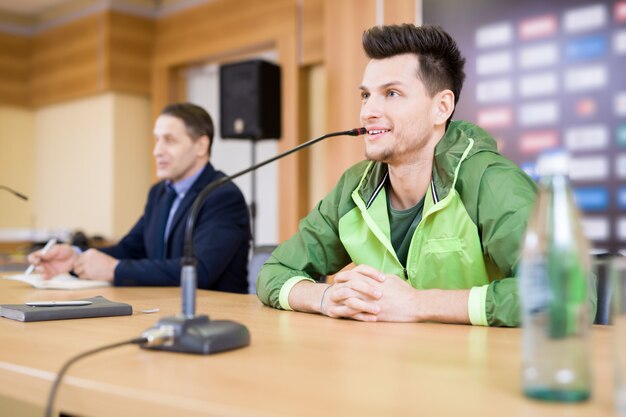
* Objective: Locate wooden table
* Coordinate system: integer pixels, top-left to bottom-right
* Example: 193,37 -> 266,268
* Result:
0,278 -> 615,417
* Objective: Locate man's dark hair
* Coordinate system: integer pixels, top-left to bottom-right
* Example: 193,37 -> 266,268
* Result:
362,24 -> 466,113
160,102 -> 214,156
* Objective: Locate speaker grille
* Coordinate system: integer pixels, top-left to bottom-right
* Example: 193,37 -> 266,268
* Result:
219,60 -> 281,140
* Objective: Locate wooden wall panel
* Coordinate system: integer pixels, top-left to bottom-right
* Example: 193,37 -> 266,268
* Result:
31,13 -> 105,107
384,0 -> 416,25
26,11 -> 153,108
108,12 -> 154,95
155,0 -> 291,66
323,0 -> 376,190
31,61 -> 103,105
276,31 -> 306,238
301,0 -> 323,65
0,33 -> 31,107
153,0 -> 304,240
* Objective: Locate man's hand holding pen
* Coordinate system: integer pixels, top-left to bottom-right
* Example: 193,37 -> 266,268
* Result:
27,243 -> 77,279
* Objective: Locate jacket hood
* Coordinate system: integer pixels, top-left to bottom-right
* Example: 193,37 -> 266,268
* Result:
433,120 -> 499,198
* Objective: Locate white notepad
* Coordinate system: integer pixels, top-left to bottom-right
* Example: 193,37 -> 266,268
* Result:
4,273 -> 111,290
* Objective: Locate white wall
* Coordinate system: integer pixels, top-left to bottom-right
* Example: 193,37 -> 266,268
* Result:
34,95 -> 115,236
0,93 -> 153,241
0,106 -> 35,228
112,94 -> 153,238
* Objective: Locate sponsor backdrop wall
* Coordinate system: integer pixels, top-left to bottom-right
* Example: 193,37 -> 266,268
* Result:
425,0 -> 626,254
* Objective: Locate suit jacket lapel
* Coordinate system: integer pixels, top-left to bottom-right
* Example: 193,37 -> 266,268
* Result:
150,183 -> 170,256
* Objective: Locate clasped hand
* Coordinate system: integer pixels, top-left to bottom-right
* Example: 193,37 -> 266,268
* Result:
321,264 -> 419,322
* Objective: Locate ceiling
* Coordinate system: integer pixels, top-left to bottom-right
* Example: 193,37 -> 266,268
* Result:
0,0 -> 202,32
0,0 -> 80,16
0,1 -> 184,17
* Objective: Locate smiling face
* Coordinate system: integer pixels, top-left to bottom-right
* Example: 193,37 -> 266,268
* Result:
359,53 -> 452,166
152,115 -> 209,183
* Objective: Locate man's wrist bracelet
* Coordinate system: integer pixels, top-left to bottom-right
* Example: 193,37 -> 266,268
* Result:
319,284 -> 332,315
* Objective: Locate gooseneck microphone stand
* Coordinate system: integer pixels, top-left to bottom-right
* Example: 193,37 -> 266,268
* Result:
141,127 -> 366,354
0,185 -> 28,201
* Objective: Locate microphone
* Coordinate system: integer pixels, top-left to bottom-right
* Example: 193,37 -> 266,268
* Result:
141,127 -> 366,354
0,185 -> 28,201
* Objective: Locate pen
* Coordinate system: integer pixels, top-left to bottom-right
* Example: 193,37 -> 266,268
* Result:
25,301 -> 93,307
24,238 -> 58,276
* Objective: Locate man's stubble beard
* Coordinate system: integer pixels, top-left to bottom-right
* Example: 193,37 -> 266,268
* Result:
365,144 -> 396,164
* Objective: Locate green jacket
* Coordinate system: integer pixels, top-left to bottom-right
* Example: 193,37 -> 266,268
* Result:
258,121 -> 542,326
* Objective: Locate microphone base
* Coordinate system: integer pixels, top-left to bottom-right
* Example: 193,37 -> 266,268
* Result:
141,314 -> 250,355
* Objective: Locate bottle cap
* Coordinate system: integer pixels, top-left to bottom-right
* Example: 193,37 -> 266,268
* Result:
536,149 -> 569,177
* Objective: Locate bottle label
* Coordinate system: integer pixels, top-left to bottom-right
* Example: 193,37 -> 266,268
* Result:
519,258 -> 550,314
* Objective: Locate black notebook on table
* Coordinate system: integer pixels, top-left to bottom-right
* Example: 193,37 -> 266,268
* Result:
0,296 -> 132,322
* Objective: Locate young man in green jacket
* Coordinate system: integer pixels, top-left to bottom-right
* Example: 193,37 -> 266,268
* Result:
258,24 -> 546,327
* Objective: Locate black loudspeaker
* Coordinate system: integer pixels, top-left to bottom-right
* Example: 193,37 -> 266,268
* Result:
219,59 -> 281,140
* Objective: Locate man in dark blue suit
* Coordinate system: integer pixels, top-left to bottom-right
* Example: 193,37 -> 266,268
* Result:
29,103 -> 251,293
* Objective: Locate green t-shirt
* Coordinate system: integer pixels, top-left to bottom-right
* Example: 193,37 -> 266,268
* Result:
386,185 -> 425,267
